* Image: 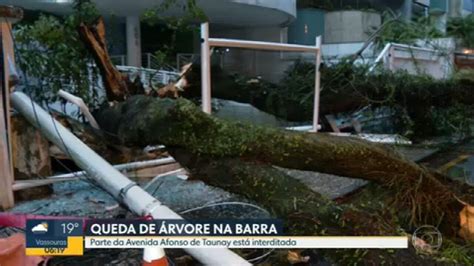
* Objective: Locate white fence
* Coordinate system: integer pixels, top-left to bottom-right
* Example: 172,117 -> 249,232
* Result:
116,65 -> 180,87
200,22 -> 322,132
111,53 -> 178,72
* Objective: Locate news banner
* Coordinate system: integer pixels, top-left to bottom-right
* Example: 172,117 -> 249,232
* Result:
25,219 -> 408,256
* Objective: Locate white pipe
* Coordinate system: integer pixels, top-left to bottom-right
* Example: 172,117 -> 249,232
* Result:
390,43 -> 439,53
114,157 -> 176,171
10,91 -> 250,266
47,157 -> 174,179
369,43 -> 391,73
312,36 -> 322,132
12,157 -> 177,191
58,90 -> 100,129
143,168 -> 186,190
209,38 -> 319,52
13,178 -> 75,191
200,23 -> 212,114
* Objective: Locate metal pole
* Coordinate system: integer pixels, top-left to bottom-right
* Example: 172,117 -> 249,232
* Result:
12,157 -> 177,191
312,36 -> 322,132
200,22 -> 211,114
208,38 -> 319,52
58,90 -> 99,129
389,45 -> 394,71
11,91 -> 249,266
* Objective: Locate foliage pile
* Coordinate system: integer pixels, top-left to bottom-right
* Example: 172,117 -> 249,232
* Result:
220,60 -> 474,138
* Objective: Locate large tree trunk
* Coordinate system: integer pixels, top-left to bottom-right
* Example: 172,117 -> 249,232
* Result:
78,18 -> 129,101
53,113 -> 163,164
171,152 -> 437,265
96,96 -> 473,231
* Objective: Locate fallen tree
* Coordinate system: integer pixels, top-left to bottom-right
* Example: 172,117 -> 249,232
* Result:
73,17 -> 474,264
95,96 -> 473,231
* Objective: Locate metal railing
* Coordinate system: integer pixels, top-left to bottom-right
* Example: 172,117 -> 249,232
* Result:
141,53 -> 167,70
110,55 -> 126,66
110,53 -> 178,72
116,65 -> 180,87
108,53 -> 181,86
200,22 -> 322,132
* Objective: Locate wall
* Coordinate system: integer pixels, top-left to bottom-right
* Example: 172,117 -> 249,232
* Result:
104,18 -> 126,56
288,8 -> 324,45
388,48 -> 452,79
448,0 -> 464,17
385,38 -> 456,79
324,10 -> 381,43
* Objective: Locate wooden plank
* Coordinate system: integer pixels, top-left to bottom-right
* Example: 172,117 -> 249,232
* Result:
11,115 -> 52,200
438,155 -> 470,174
126,163 -> 182,181
325,114 -> 340,133
0,20 -> 14,209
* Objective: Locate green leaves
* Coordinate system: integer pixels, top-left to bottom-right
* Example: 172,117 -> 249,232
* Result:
141,0 -> 207,27
447,14 -> 474,48
373,13 -> 443,50
14,1 -> 101,108
141,0 -> 206,66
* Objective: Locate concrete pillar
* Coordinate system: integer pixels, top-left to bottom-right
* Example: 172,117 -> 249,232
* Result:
448,0 -> 463,18
126,16 -> 141,67
432,13 -> 447,34
400,0 -> 413,22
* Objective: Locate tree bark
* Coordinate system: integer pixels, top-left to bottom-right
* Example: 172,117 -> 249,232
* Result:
55,113 -> 163,164
96,96 -> 473,230
11,115 -> 52,201
171,153 -> 436,265
78,18 -> 129,101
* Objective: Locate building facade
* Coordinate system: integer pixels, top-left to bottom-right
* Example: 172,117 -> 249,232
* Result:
2,0 -> 473,81
1,0 -> 296,70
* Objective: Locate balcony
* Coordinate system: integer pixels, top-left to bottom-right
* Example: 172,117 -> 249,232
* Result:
0,0 -> 296,26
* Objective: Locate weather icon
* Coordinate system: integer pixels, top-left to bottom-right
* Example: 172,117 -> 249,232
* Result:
31,222 -> 48,233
